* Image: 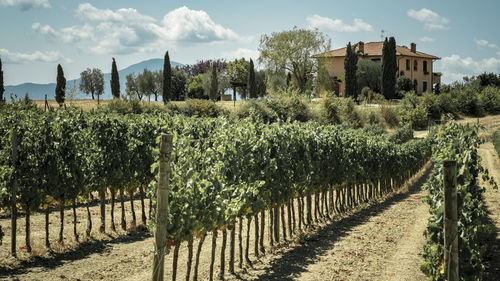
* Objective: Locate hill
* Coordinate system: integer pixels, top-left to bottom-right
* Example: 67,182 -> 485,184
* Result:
4,59 -> 183,100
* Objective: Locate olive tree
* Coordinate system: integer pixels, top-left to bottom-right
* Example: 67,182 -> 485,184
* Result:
259,27 -> 330,93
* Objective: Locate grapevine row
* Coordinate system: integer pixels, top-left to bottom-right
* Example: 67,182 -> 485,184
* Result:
0,103 -> 430,279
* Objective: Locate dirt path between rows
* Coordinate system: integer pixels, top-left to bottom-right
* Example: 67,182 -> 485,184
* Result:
224,164 -> 432,281
478,141 -> 500,280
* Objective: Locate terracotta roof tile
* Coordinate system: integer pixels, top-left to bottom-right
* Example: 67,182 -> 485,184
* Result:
313,41 -> 440,59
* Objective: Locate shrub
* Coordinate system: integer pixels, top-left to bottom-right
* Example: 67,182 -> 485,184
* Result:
371,93 -> 386,104
267,89 -> 311,122
179,99 -> 226,118
338,97 -> 363,128
236,99 -> 277,123
399,92 -> 428,129
359,86 -> 372,103
451,88 -> 483,116
478,86 -> 500,114
320,93 -> 341,124
380,105 -> 399,128
395,76 -> 413,98
365,110 -> 382,125
104,99 -> 143,114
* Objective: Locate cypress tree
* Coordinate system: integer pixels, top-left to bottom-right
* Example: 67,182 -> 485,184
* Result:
0,58 -> 4,102
209,64 -> 218,101
248,59 -> 256,99
344,42 -> 358,100
55,64 -> 66,106
163,51 -> 172,103
382,37 -> 397,99
111,58 -> 120,99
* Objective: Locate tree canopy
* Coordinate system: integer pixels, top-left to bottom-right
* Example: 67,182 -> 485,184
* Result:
55,64 -> 66,106
79,68 -> 104,101
163,51 -> 172,104
344,42 -> 358,99
111,58 -> 120,99
356,60 -> 381,93
0,58 -> 4,102
382,37 -> 397,99
259,27 -> 329,93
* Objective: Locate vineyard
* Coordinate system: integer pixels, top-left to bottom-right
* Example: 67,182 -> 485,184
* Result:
0,100 -> 435,279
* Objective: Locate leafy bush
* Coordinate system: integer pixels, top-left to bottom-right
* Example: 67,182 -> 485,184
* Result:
338,97 -> 363,128
365,110 -> 382,125
178,99 -> 226,118
320,93 -> 341,124
267,89 -> 311,122
395,76 -> 413,98
450,88 -> 483,116
380,105 -> 400,128
236,99 -> 277,123
105,99 -> 144,114
478,86 -> 500,114
399,92 -> 428,129
359,86 -> 372,103
371,93 -> 386,104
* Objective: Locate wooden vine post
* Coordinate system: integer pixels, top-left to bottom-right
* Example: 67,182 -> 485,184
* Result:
152,134 -> 173,281
11,121 -> 18,257
443,160 -> 458,281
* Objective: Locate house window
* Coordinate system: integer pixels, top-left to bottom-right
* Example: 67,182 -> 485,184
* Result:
414,60 -> 418,71
371,58 -> 381,62
423,61 -> 428,74
414,79 -> 418,92
423,81 -> 428,93
406,59 -> 410,70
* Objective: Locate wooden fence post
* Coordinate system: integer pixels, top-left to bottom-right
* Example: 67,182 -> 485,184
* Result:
152,133 -> 173,281
11,121 -> 18,257
443,160 -> 458,281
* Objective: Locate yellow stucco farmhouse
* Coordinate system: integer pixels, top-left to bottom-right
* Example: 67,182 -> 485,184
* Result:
313,41 -> 441,96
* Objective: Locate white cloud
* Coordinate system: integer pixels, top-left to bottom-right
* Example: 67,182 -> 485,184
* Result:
0,48 -> 67,64
221,48 -> 259,61
32,22 -> 57,37
497,51 -> 500,57
0,0 -> 49,10
33,4 -> 244,55
76,3 -> 155,23
438,54 -> 500,83
33,22 -> 96,43
407,8 -> 449,30
474,39 -> 497,49
419,37 -> 435,42
162,6 -> 240,42
307,15 -> 373,32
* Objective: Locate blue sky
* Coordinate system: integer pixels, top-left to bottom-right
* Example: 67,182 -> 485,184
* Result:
0,0 -> 499,85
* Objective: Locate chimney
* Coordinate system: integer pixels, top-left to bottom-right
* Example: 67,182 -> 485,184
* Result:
358,41 -> 364,54
411,42 -> 416,53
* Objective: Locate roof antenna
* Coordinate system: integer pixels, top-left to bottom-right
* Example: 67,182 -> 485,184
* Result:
380,29 -> 385,41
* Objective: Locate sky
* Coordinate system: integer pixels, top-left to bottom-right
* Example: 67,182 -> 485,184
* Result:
0,0 -> 499,85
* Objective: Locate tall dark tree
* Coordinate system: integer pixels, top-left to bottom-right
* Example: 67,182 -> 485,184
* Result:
0,58 -> 4,102
209,64 -> 218,101
344,42 -> 358,100
55,64 -> 66,106
247,59 -> 256,99
382,37 -> 397,99
163,51 -> 172,103
111,58 -> 120,99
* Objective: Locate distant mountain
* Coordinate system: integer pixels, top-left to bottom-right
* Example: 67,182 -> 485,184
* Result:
4,59 -> 184,100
